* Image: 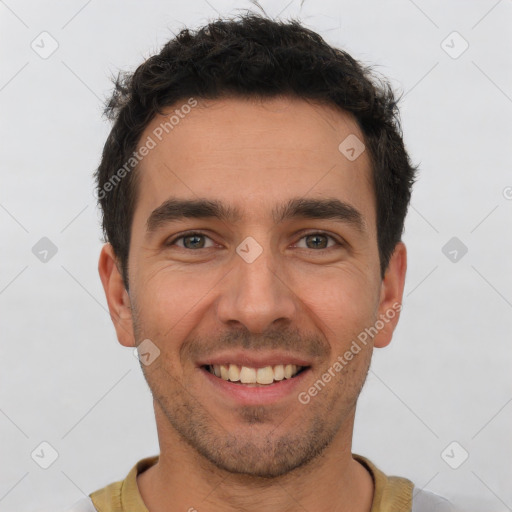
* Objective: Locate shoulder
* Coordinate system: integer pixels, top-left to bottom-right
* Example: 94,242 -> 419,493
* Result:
61,455 -> 159,512
60,497 -> 98,512
353,453 -> 458,512
412,488 -> 458,512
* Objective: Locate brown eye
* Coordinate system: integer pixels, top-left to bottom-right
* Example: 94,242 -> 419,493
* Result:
296,233 -> 340,250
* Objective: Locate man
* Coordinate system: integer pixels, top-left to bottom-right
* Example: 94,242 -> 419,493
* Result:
67,13 -> 456,512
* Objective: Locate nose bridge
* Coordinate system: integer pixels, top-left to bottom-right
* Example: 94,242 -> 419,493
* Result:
217,235 -> 296,332
238,243 -> 279,294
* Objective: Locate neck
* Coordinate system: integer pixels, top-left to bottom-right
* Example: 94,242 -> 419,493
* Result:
137,404 -> 374,512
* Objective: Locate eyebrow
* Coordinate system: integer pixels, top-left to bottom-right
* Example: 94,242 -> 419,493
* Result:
146,197 -> 366,234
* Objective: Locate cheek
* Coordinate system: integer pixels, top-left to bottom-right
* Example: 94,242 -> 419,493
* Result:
132,264 -> 221,339
295,265 -> 379,333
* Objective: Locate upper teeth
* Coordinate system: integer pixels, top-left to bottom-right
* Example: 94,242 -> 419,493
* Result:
209,364 -> 302,384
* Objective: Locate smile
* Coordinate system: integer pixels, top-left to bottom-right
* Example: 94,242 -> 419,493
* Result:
205,364 -> 306,385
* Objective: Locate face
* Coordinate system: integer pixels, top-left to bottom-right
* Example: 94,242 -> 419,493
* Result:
99,96 -> 406,478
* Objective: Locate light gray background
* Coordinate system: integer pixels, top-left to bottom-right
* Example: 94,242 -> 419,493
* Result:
1,1 -> 511,511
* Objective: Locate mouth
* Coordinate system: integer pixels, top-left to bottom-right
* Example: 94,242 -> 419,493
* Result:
197,352 -> 313,405
203,363 -> 308,386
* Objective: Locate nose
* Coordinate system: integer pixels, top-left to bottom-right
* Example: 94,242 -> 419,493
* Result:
215,244 -> 298,334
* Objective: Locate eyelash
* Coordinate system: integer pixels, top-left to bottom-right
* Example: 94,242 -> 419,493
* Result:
165,230 -> 343,251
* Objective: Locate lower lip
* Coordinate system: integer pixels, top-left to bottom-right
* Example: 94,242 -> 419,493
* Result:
200,367 -> 311,406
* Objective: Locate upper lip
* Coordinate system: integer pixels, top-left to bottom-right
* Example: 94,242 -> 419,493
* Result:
197,350 -> 312,369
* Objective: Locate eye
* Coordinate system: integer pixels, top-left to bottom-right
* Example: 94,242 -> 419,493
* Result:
294,232 -> 341,250
167,232 -> 216,250
166,231 -> 342,251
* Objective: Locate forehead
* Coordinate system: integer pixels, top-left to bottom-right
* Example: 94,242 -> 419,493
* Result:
133,96 -> 375,230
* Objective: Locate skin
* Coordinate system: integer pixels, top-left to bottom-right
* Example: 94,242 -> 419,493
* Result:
99,96 -> 407,512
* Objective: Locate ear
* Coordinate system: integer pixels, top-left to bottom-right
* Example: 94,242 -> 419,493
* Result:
98,243 -> 136,347
373,242 -> 407,349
